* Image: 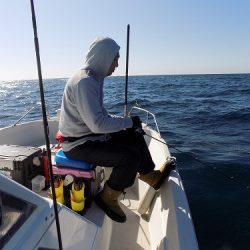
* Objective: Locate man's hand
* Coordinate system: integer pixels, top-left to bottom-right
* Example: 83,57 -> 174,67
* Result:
131,116 -> 145,134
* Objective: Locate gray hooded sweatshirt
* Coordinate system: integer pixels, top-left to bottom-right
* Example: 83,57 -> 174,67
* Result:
59,37 -> 133,152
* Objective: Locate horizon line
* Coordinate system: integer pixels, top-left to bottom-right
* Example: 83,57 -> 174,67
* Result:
1,72 -> 250,82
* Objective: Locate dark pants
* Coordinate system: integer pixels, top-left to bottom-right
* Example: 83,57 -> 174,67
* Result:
65,129 -> 155,191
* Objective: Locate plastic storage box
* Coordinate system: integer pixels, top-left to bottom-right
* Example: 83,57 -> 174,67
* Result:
0,145 -> 43,189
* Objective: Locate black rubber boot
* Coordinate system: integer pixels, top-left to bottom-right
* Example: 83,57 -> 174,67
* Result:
95,182 -> 126,223
139,159 -> 176,190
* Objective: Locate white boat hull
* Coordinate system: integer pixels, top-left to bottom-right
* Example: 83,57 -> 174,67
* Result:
0,119 -> 198,250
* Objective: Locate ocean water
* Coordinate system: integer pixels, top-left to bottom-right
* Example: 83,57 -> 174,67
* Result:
0,74 -> 250,249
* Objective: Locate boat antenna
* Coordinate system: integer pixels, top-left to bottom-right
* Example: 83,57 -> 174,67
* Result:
29,1 -> 63,249
124,24 -> 130,117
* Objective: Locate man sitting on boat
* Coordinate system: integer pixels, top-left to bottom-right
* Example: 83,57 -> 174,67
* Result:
58,36 -> 172,223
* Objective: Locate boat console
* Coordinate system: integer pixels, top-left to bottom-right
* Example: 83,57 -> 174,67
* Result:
0,174 -> 112,250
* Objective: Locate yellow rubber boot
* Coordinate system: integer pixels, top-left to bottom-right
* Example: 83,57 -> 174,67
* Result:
50,177 -> 64,204
71,181 -> 85,212
95,182 -> 126,223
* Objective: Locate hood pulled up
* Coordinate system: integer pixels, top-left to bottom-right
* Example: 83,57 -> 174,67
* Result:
84,37 -> 120,78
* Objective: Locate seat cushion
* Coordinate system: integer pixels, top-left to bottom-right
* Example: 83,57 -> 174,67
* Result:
55,149 -> 92,170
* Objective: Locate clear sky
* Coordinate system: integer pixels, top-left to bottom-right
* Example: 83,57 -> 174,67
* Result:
0,0 -> 250,80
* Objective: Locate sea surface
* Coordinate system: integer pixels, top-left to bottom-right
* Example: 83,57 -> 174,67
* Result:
1,74 -> 250,250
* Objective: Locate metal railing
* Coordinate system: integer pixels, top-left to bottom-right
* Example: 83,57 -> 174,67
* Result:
128,106 -> 160,135
11,102 -> 50,127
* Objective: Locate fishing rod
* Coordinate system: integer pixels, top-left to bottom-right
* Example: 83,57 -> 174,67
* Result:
124,24 -> 130,117
29,1 -> 63,249
122,24 -> 249,190
144,132 -> 250,191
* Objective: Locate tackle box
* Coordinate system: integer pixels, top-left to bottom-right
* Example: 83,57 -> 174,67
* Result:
0,145 -> 43,189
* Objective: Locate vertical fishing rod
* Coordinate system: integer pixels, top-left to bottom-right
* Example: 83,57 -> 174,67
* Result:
29,1 -> 63,249
124,24 -> 130,117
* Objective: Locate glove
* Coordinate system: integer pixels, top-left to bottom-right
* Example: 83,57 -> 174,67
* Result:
131,116 -> 145,134
132,116 -> 142,129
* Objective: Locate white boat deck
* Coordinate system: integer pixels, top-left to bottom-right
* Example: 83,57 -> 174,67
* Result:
40,146 -> 153,249
85,184 -> 151,250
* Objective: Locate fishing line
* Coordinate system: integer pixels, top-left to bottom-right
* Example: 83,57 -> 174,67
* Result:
144,132 -> 250,190
121,24 -> 249,190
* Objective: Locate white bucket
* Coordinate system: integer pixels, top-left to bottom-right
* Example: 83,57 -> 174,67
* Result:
32,175 -> 45,193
